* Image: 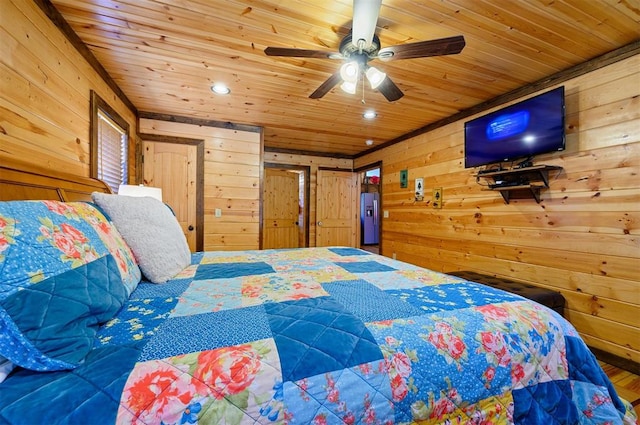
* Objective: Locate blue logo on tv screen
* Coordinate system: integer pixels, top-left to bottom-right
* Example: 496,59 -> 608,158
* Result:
486,110 -> 530,141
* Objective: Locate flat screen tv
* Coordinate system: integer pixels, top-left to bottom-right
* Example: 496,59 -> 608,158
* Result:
464,86 -> 565,169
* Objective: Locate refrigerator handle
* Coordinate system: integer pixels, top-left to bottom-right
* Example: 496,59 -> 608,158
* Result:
373,198 -> 378,225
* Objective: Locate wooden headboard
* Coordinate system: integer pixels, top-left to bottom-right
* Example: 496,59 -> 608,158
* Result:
0,161 -> 111,202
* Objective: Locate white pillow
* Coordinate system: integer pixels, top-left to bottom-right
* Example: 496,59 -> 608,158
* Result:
92,193 -> 191,283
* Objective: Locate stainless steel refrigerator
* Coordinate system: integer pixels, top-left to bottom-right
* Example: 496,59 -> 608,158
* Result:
360,192 -> 379,244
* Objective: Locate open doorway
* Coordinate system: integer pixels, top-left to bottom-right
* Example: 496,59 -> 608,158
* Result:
358,164 -> 381,255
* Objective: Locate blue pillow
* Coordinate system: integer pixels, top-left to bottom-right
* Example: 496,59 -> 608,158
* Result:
0,201 -> 140,371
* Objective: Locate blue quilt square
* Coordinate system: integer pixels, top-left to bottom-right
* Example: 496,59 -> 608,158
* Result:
0,344 -> 141,424
96,296 -> 179,346
171,277 -> 244,317
388,282 -> 521,313
138,305 -> 271,361
0,254 -> 127,371
565,336 -> 611,388
335,261 -> 396,273
131,279 -> 192,299
328,247 -> 371,256
265,297 -> 382,382
283,359 -> 392,423
190,252 -> 205,264
513,380 -> 578,424
323,280 -> 424,322
194,262 -> 274,279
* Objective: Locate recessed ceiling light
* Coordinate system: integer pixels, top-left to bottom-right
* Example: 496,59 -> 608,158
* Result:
365,139 -> 374,146
211,83 -> 230,95
363,110 -> 377,119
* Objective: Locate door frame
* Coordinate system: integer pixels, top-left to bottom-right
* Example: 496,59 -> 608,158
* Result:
139,133 -> 205,251
354,161 -> 383,254
263,163 -> 310,248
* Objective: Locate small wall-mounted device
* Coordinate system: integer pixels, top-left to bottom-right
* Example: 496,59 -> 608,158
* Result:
400,169 -> 408,188
432,187 -> 443,209
415,178 -> 424,201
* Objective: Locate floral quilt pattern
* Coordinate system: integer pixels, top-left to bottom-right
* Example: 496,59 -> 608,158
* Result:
0,200 -> 140,296
1,247 -> 636,424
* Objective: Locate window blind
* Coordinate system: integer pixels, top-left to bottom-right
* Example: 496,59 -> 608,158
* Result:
97,110 -> 128,193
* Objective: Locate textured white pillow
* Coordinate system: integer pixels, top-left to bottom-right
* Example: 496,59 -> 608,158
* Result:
92,193 -> 191,283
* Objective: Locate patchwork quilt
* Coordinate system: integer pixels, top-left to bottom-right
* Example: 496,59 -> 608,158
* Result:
1,242 -> 636,424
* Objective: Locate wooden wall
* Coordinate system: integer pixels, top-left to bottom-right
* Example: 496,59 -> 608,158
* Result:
3,0 -> 637,366
140,119 -> 262,251
355,55 -> 640,365
0,1 -> 136,176
263,152 -> 353,247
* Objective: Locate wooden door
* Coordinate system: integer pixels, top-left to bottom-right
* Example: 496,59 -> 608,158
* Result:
263,168 -> 300,249
143,141 -> 198,252
316,169 -> 358,247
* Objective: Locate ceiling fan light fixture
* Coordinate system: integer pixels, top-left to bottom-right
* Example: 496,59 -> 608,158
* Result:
340,61 -> 360,83
340,81 -> 357,94
365,66 -> 386,89
265,1 -> 465,102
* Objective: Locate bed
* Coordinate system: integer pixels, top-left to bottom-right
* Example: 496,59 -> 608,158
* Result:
0,164 -> 636,424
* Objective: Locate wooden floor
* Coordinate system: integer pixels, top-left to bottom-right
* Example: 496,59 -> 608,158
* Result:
360,244 -> 379,254
601,361 -> 640,419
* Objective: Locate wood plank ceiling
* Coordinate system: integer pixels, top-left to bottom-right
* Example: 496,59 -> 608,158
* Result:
48,0 -> 640,157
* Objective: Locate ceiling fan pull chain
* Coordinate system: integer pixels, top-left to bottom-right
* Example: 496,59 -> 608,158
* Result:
361,75 -> 366,104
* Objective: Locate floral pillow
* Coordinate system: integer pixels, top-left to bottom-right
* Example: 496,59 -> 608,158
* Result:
0,200 -> 141,373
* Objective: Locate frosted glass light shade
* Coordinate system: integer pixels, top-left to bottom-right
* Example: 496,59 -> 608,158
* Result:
366,66 -> 386,89
340,81 -> 357,94
118,184 -> 163,202
340,61 -> 360,83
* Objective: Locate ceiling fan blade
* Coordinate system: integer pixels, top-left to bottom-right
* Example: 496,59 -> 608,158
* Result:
352,0 -> 382,49
264,47 -> 339,59
377,76 -> 404,102
377,35 -> 466,61
309,72 -> 342,99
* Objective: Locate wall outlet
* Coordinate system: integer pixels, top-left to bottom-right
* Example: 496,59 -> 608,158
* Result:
415,178 -> 424,201
214,208 -> 222,217
383,210 -> 389,218
432,187 -> 443,208
392,252 -> 397,260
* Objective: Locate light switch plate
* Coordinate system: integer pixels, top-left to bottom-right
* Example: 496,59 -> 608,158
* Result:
432,187 -> 443,208
415,178 -> 424,201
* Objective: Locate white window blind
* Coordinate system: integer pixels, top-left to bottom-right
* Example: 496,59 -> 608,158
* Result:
97,110 -> 128,193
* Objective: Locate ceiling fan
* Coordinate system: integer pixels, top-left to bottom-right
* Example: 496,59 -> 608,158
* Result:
264,0 -> 465,102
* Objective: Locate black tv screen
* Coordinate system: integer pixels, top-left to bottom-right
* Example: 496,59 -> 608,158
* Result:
464,86 -> 565,168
